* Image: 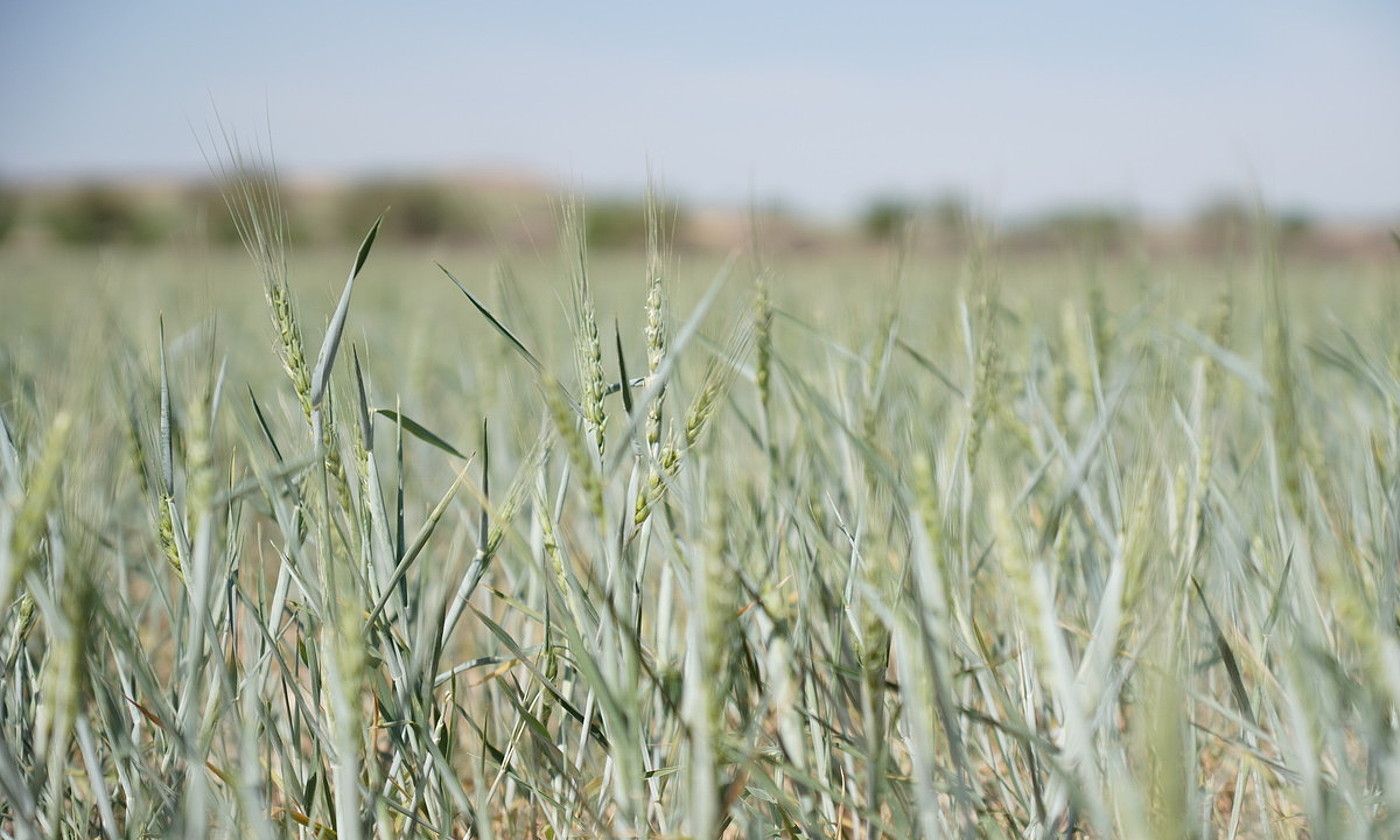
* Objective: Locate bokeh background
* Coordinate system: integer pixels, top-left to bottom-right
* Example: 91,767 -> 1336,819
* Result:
1,0 -> 1397,256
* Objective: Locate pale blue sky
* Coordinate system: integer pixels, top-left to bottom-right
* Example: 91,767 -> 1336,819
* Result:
2,1 -> 1397,218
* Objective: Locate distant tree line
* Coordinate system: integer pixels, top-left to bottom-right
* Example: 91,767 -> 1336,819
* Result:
0,185 -> 17,244
0,179 -> 495,248
0,179 -> 696,251
0,179 -> 1349,256
859,193 -> 1324,255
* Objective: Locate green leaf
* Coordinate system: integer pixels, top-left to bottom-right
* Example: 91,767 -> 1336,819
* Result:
311,212 -> 383,408
372,407 -> 467,460
439,262 -> 544,374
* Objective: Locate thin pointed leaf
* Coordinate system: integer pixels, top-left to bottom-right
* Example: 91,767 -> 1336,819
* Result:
158,317 -> 173,492
311,212 -> 382,407
478,418 -> 489,554
614,319 -> 634,416
440,262 -> 544,373
352,347 -> 372,449
247,386 -> 285,463
372,408 -> 468,460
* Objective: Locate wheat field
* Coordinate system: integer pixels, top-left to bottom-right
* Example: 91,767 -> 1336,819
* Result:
1,175 -> 1398,838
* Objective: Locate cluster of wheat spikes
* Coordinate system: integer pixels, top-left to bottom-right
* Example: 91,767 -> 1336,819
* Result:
2,160 -> 1400,839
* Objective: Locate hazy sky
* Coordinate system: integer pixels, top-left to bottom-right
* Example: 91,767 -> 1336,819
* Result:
2,1 -> 1397,218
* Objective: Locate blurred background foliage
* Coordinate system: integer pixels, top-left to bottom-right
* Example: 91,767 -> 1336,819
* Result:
0,176 -> 1378,262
